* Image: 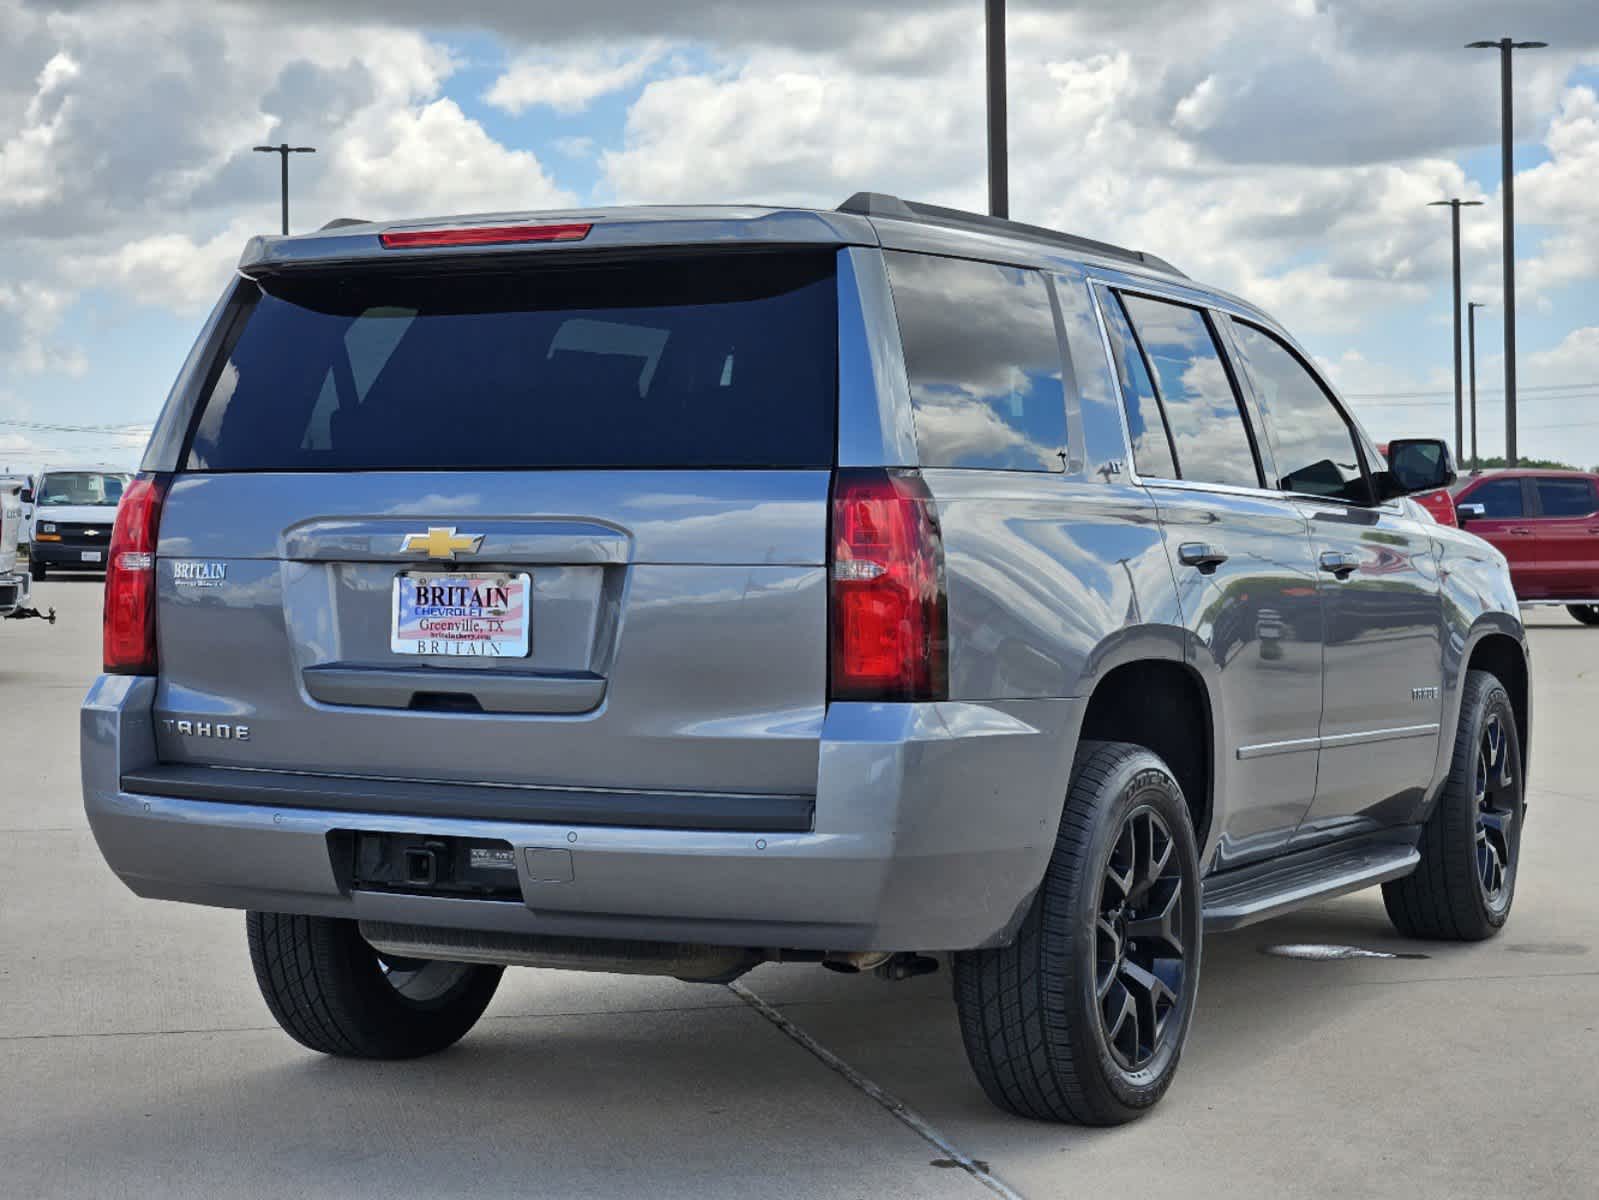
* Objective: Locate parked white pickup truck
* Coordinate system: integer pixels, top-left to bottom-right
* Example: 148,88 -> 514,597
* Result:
1,483 -> 50,623
1,484 -> 30,617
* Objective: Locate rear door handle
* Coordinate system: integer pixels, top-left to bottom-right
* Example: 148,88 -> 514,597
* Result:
1319,551 -> 1359,579
1178,543 -> 1228,574
1507,527 -> 1533,536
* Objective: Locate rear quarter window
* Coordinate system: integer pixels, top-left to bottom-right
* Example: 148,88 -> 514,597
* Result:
885,252 -> 1067,472
185,253 -> 839,472
1535,477 -> 1595,517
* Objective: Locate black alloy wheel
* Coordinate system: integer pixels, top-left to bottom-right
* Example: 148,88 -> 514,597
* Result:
1473,710 -> 1517,913
952,741 -> 1202,1125
1383,669 -> 1524,941
1096,807 -> 1188,1072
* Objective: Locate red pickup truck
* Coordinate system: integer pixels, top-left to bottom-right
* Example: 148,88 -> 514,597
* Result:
1453,469 -> 1599,624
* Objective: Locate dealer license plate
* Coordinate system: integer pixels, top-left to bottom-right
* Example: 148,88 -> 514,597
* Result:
391,571 -> 531,658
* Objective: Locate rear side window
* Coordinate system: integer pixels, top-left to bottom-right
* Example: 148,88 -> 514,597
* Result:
1535,477 -> 1595,516
885,252 -> 1067,472
185,253 -> 838,471
1231,321 -> 1370,504
1468,478 -> 1524,517
1097,287 -> 1177,479
1117,293 -> 1261,490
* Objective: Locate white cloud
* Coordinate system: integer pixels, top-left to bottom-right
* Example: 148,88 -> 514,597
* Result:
325,97 -> 573,219
1526,324 -> 1599,382
1,9 -> 572,324
598,7 -> 1554,340
3,0 -> 1599,463
485,45 -> 665,115
78,219 -> 255,313
0,281 -> 86,376
0,51 -> 77,212
1514,86 -> 1599,299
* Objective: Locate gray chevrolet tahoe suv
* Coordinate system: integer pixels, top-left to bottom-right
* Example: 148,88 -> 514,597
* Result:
83,194 -> 1530,1124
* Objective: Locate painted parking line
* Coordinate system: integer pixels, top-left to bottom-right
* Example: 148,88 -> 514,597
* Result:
729,980 -> 1026,1200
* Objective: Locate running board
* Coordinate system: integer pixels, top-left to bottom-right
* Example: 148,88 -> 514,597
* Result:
1202,843 -> 1420,932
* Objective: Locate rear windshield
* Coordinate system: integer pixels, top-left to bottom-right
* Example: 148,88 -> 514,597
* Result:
185,253 -> 838,471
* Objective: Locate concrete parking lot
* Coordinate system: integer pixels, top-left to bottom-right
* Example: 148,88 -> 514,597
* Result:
3,575 -> 1596,1199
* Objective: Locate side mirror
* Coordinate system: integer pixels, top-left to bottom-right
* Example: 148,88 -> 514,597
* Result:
1378,438 -> 1456,501
1456,502 -> 1486,525
19,489 -> 32,503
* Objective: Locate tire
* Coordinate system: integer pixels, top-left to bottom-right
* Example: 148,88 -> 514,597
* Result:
29,559 -> 45,582
1566,604 -> 1599,626
246,912 -> 502,1058
952,741 -> 1202,1125
1382,670 -> 1524,941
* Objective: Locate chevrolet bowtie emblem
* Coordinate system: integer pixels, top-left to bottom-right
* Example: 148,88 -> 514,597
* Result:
400,527 -> 485,560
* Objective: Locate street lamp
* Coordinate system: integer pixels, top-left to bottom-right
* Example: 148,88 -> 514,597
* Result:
985,0 -> 1007,218
1467,301 -> 1487,471
1467,37 -> 1546,466
252,142 -> 317,236
1428,198 -> 1483,465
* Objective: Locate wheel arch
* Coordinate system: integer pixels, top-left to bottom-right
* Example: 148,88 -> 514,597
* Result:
1076,656 -> 1214,853
1421,619 -> 1531,823
1464,629 -> 1531,785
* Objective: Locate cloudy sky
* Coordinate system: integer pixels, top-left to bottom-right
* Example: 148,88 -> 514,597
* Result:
2,0 -> 1597,472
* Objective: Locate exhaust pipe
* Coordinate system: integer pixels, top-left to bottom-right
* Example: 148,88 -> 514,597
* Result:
358,921 -> 763,984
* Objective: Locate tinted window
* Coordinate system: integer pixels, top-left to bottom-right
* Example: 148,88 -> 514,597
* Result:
1117,294 -> 1260,489
886,252 -> 1067,471
1536,477 -> 1595,517
1098,287 -> 1177,478
1232,322 -> 1369,503
1468,478 -> 1524,518
186,254 -> 838,471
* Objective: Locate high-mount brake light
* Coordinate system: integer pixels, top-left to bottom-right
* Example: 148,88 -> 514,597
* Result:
103,473 -> 170,675
378,223 -> 593,249
829,468 -> 949,702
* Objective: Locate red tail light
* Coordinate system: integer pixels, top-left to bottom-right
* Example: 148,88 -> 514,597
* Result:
829,468 -> 949,702
379,222 -> 592,249
103,473 -> 170,675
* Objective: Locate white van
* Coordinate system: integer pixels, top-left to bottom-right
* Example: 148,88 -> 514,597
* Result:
23,466 -> 131,581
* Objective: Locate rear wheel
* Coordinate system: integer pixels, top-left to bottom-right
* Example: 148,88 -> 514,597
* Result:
246,911 -> 502,1058
1566,604 -> 1599,626
952,741 -> 1202,1125
1382,670 -> 1524,940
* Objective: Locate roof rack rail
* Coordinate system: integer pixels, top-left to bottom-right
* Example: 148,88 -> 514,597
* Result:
837,192 -> 1186,278
319,217 -> 372,231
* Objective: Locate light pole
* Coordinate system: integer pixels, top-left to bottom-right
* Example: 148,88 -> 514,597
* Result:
1467,301 -> 1487,471
1467,37 -> 1546,466
252,142 -> 317,235
1427,198 -> 1483,466
985,0 -> 1007,218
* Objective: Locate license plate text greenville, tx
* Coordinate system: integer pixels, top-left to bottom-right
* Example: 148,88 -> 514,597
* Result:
391,572 -> 531,657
